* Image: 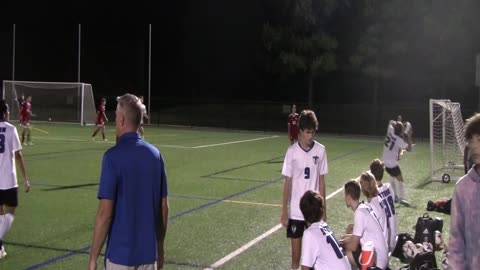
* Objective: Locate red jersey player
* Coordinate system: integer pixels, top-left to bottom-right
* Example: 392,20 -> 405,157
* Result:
288,104 -> 299,145
91,98 -> 108,141
20,95 -> 33,145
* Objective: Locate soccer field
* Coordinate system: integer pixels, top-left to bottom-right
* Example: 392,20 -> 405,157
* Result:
1,123 -> 454,269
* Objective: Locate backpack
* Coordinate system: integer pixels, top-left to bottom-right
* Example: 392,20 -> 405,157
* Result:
392,233 -> 415,263
399,251 -> 438,270
413,213 -> 443,249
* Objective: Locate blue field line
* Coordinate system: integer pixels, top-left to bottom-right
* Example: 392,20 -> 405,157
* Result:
24,246 -> 91,270
23,144 -> 376,269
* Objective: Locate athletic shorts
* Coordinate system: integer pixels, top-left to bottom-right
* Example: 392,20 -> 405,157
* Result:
106,259 -> 156,270
385,166 -> 402,177
0,188 -> 19,207
352,244 -> 362,269
286,219 -> 306,239
96,120 -> 105,127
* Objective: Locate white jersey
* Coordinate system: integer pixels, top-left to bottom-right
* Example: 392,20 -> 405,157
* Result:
382,124 -> 408,168
0,121 -> 21,189
282,141 -> 328,220
378,183 -> 398,252
353,203 -> 389,269
301,221 -> 350,270
368,196 -> 388,243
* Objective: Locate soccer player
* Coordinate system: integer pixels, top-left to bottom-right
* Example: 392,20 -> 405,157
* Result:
370,158 -> 398,253
281,109 -> 327,270
138,95 -> 148,139
288,104 -> 299,145
449,113 -> 480,269
299,190 -> 350,270
0,100 -> 30,258
20,95 -> 33,145
358,171 -> 388,246
339,180 -> 388,270
382,120 -> 412,206
91,97 -> 108,141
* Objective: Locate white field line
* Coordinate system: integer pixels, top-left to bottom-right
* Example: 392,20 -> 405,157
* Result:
192,136 -> 279,149
204,186 -> 344,270
33,136 -> 86,142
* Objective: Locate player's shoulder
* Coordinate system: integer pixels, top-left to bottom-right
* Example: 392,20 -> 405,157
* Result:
313,140 -> 325,150
0,121 -> 16,130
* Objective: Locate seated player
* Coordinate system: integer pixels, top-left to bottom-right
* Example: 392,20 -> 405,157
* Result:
299,190 -> 350,270
340,180 -> 388,270
92,97 -> 108,141
370,159 -> 398,253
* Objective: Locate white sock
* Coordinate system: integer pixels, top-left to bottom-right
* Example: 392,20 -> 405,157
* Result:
0,214 -> 14,240
398,180 -> 405,200
390,177 -> 398,199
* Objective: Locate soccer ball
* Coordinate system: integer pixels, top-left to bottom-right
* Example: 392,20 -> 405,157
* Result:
402,240 -> 416,258
435,230 -> 444,250
413,243 -> 425,257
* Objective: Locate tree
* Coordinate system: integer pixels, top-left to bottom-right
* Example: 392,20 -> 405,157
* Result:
262,0 -> 348,107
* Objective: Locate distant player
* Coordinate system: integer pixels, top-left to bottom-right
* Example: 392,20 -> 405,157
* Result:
20,95 -> 33,145
281,109 -> 328,270
370,158 -> 398,253
0,100 -> 31,258
138,95 -> 148,139
339,180 -> 388,270
288,104 -> 299,145
92,98 -> 108,141
299,190 -> 350,270
382,120 -> 412,206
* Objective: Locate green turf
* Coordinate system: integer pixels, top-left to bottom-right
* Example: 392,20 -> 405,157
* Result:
1,123 -> 454,269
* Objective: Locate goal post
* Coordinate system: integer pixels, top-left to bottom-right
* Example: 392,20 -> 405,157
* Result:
429,99 -> 466,183
2,80 -> 96,125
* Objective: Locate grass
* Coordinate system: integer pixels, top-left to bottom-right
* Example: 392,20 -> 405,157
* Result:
1,122 -> 454,269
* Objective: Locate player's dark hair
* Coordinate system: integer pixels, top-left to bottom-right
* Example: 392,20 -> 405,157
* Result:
359,171 -> 378,199
300,190 -> 324,224
298,110 -> 318,131
0,100 -> 9,120
369,159 -> 385,182
393,121 -> 403,136
344,180 -> 361,201
465,113 -> 480,140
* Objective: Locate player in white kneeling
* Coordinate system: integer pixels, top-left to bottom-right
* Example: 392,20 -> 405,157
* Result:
0,100 -> 31,258
299,190 -> 349,270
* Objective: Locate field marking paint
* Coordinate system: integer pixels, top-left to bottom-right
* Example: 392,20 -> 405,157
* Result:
192,136 -> 279,149
30,126 -> 49,134
223,200 -> 282,207
33,136 -> 86,142
204,186 -> 344,270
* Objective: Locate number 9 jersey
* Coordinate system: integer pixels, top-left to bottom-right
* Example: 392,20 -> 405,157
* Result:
282,141 -> 328,221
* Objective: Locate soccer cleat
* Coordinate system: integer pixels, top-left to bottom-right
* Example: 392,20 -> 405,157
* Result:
399,199 -> 416,208
27,142 -> 34,145
0,246 -> 7,259
103,139 -> 108,142
23,142 -> 27,146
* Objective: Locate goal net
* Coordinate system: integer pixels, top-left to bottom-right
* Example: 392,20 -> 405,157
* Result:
2,80 -> 96,125
430,99 -> 466,182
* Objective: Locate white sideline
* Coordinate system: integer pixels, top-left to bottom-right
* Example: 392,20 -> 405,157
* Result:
192,136 -> 279,149
204,186 -> 344,270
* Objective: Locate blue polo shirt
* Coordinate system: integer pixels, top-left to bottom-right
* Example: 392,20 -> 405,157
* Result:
98,132 -> 168,266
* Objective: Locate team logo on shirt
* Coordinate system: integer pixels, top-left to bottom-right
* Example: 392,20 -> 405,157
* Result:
313,156 -> 319,164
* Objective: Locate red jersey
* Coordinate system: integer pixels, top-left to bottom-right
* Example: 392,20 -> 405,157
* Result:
20,102 -> 31,124
96,105 -> 106,124
288,112 -> 299,141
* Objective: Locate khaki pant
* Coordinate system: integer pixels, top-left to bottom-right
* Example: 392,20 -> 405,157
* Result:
106,259 -> 157,270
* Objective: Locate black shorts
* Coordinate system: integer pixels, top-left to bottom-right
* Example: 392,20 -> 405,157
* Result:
385,166 -> 402,177
286,219 -> 306,239
0,188 -> 18,207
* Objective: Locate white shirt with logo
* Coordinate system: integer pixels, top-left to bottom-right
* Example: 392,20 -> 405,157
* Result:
353,203 -> 389,269
301,221 -> 350,270
368,196 -> 388,243
0,121 -> 21,189
282,141 -> 328,220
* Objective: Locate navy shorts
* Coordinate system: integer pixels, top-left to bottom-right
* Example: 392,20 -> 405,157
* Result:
0,188 -> 18,207
286,219 -> 306,239
385,166 -> 402,177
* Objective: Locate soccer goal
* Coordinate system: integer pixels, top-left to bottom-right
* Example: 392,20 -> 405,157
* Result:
2,80 -> 96,125
430,99 -> 466,183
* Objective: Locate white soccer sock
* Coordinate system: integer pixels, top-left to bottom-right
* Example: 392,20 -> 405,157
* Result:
0,214 -> 14,240
398,180 -> 406,200
390,177 -> 398,199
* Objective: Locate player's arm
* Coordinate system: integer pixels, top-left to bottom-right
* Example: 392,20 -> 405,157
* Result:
102,110 -> 108,122
339,233 -> 360,252
88,199 -> 114,270
14,150 -> 30,192
156,197 -> 169,270
281,176 -> 292,227
319,174 -> 326,221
